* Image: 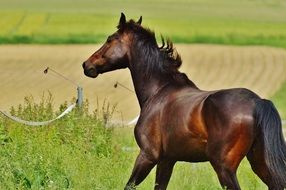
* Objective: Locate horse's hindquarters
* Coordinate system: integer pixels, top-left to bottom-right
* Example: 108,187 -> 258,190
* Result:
202,88 -> 257,168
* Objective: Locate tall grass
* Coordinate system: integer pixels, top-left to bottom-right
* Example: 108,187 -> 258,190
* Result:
0,94 -> 268,189
0,94 -> 119,189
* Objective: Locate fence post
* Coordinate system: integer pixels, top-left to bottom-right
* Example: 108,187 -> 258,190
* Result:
77,86 -> 83,108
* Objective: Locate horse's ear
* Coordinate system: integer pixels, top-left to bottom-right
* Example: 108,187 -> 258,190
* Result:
137,16 -> 142,25
119,13 -> 126,27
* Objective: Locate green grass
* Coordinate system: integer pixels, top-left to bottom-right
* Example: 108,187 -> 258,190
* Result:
0,95 -> 130,189
271,81 -> 286,120
1,0 -> 286,47
0,94 -> 268,189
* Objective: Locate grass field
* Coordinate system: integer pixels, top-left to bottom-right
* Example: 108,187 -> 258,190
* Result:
1,0 -> 286,47
0,97 -> 268,189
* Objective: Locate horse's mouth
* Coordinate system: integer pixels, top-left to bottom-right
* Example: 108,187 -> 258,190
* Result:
84,68 -> 98,78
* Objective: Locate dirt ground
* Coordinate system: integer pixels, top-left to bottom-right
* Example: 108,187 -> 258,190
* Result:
0,44 -> 286,121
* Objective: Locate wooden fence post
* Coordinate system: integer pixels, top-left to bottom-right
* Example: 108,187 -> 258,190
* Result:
77,86 -> 83,108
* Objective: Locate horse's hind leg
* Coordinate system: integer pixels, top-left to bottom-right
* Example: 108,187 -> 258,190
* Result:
247,137 -> 284,190
209,158 -> 241,190
207,124 -> 254,190
154,160 -> 176,190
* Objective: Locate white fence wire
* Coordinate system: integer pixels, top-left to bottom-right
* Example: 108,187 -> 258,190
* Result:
0,103 -> 76,126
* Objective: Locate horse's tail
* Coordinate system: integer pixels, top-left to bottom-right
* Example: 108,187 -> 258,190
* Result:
254,99 -> 286,187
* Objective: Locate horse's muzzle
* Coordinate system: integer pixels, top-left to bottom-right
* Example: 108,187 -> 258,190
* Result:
82,62 -> 98,78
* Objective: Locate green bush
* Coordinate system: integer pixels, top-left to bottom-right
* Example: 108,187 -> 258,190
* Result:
0,94 -> 117,189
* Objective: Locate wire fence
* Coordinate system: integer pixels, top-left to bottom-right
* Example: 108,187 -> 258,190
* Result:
0,103 -> 76,126
2,44 -> 286,125
1,72 -> 284,127
0,45 -> 286,127
0,66 -> 285,129
0,67 -> 84,126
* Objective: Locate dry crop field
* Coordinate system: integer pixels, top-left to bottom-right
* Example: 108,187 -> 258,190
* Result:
0,44 -> 286,122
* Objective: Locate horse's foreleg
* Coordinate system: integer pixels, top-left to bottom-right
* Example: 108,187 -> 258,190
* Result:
154,160 -> 176,190
125,151 -> 156,190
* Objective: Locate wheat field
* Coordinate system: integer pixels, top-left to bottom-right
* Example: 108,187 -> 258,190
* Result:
0,44 -> 286,121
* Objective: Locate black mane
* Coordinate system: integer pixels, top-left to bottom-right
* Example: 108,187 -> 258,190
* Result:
117,20 -> 197,88
118,19 -> 197,88
118,20 -> 181,72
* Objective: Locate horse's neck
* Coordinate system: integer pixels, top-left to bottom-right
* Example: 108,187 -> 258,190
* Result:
128,43 -> 197,108
129,69 -> 166,108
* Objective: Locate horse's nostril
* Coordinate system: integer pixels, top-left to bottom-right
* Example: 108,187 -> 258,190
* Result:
82,62 -> 86,69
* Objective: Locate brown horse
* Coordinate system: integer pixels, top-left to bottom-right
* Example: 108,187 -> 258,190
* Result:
82,13 -> 286,190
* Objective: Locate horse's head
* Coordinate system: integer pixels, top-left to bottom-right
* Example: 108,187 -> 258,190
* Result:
82,13 -> 142,78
